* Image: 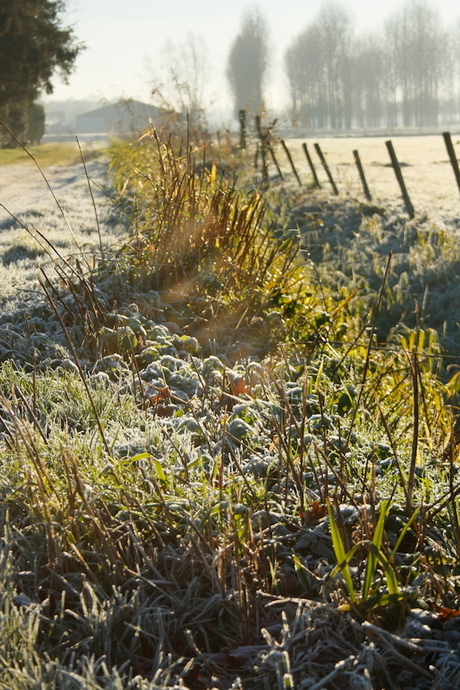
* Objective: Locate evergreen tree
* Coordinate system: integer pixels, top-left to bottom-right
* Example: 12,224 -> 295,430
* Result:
0,0 -> 83,146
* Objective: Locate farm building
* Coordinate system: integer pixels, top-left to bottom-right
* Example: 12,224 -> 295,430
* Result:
75,99 -> 169,136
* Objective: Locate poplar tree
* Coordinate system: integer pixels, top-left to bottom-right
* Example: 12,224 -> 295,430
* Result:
227,8 -> 269,118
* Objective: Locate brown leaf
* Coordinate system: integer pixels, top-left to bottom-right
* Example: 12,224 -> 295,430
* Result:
150,386 -> 171,405
230,376 -> 251,397
436,606 -> 460,621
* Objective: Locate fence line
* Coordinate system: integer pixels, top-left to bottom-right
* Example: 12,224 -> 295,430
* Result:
252,129 -> 460,218
240,108 -> 460,216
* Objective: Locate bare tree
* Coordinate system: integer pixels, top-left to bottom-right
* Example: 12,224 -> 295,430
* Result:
445,20 -> 460,123
286,25 -> 326,128
285,2 -> 353,130
440,24 -> 458,123
285,0 -> 456,130
148,33 -> 211,136
319,3 -> 354,129
353,36 -> 385,128
226,7 -> 269,118
385,0 -> 445,127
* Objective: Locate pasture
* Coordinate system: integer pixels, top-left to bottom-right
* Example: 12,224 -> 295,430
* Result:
0,141 -> 103,168
285,134 -> 460,219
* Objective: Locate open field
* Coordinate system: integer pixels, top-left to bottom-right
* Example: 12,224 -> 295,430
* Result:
284,134 -> 460,219
0,157 -> 126,309
0,141 -> 105,168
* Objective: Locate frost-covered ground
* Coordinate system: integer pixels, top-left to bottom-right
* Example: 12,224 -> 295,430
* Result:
284,134 -> 460,220
0,158 -> 125,310
2,152 -> 460,688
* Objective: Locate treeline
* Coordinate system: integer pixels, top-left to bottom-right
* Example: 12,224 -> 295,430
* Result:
285,1 -> 459,130
226,1 -> 460,131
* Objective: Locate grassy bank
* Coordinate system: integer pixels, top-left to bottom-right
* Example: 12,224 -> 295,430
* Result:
0,141 -> 105,167
0,130 -> 460,688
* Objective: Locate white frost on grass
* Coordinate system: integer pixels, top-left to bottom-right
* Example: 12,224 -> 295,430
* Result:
284,134 -> 460,220
0,158 -> 127,309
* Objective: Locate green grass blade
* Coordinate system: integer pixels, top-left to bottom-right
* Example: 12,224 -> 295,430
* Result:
329,542 -> 362,580
363,499 -> 389,600
327,500 -> 357,602
152,458 -> 166,481
368,543 -> 400,597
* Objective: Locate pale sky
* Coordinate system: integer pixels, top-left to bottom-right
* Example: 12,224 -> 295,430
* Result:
44,0 -> 460,119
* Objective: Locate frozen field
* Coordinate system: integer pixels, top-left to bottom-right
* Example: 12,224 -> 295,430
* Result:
284,134 -> 460,219
0,159 -> 125,309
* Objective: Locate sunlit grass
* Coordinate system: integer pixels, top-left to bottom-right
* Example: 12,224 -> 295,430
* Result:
0,141 -> 106,167
1,128 -> 460,687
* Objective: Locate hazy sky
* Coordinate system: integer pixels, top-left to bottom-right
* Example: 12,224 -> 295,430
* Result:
45,0 -> 460,117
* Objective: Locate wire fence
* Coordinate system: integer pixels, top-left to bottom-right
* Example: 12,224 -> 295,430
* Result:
242,110 -> 460,218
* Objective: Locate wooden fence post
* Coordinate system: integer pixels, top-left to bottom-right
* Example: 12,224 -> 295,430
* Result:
255,115 -> 268,185
280,139 -> 302,186
314,143 -> 339,195
353,149 -> 372,200
385,140 -> 414,219
268,145 -> 284,180
302,143 -> 321,188
254,143 -> 260,177
442,131 -> 460,195
239,109 -> 246,149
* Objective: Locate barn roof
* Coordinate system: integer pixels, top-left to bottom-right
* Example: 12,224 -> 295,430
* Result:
77,100 -> 166,120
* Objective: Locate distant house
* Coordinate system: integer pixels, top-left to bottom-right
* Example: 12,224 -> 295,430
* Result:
75,99 -> 169,136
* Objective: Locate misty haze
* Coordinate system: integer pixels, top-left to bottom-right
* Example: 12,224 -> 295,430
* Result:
37,0 -> 460,137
